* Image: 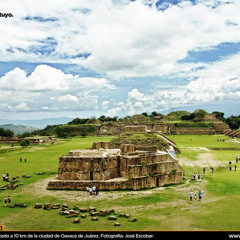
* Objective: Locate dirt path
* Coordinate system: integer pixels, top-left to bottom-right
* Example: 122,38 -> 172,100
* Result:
23,177 -> 163,202
178,149 -> 224,167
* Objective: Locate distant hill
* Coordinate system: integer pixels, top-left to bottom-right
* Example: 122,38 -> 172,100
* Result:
0,124 -> 38,135
0,117 -> 73,129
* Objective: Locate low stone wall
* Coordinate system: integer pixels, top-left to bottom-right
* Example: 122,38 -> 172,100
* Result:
170,128 -> 215,135
47,171 -> 183,190
127,161 -> 181,179
47,179 -> 131,191
57,155 -> 119,181
130,172 -> 184,190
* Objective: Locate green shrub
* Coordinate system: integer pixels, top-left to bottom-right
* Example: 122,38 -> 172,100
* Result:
20,139 -> 30,147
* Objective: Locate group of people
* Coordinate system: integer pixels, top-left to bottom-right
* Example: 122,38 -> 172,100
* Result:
2,173 -> 10,181
193,172 -> 201,180
20,157 -> 27,162
202,167 -> 214,174
229,157 -> 240,171
189,191 -> 202,201
3,196 -> 11,207
86,186 -> 100,196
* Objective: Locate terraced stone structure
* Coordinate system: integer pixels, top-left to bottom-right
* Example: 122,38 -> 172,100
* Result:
47,142 -> 184,190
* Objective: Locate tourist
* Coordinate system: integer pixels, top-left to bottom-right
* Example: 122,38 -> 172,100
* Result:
210,167 -> 214,173
198,191 -> 202,201
86,186 -> 90,196
3,173 -> 5,181
203,167 -> 205,174
229,165 -> 232,171
235,164 -> 237,171
20,157 -> 22,162
93,185 -> 96,195
236,157 -> 238,163
194,194 -> 197,200
4,198 -> 7,207
89,187 -> 93,195
25,157 -> 27,163
96,187 -> 99,196
198,172 -> 200,180
7,196 -> 11,206
189,192 -> 193,201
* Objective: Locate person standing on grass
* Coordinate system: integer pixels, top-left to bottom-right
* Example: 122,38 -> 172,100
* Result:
20,157 -> 22,162
96,187 -> 99,196
194,194 -> 197,200
4,197 -> 7,207
235,164 -> 237,171
3,173 -> 5,181
25,157 -> 26,163
7,196 -> 11,206
230,165 -> 232,171
198,191 -> 202,201
86,186 -> 90,196
93,185 -> 96,195
203,167 -> 205,174
189,192 -> 193,201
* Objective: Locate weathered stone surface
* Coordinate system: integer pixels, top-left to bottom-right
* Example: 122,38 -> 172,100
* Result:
47,139 -> 184,191
81,214 -> 86,218
79,208 -> 87,213
99,210 -> 110,216
89,206 -> 96,212
91,211 -> 99,216
34,203 -> 42,209
115,222 -> 121,226
129,217 -> 137,222
52,203 -> 60,209
69,210 -> 79,215
67,213 -> 79,218
43,203 -> 51,210
60,210 -> 70,215
62,203 -> 68,209
125,214 -> 130,218
118,213 -> 124,217
73,218 -> 80,223
91,217 -> 98,221
108,216 -> 117,220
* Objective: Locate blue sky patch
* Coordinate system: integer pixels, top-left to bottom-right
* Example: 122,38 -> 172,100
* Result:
179,42 -> 240,63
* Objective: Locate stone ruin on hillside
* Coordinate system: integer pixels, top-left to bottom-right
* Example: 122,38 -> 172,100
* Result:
47,142 -> 184,191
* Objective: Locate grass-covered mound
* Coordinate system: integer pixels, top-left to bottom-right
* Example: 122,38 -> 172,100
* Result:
109,134 -> 169,151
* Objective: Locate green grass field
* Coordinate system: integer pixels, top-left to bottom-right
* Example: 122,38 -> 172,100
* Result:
1,134 -> 240,230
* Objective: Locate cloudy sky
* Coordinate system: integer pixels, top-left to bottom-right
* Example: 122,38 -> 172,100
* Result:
0,0 -> 240,120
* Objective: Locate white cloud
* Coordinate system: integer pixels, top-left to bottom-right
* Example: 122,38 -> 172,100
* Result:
0,65 -> 70,91
0,64 -> 114,113
58,94 -> 78,103
1,0 -> 240,79
107,107 -> 122,117
101,100 -> 110,110
116,52 -> 240,115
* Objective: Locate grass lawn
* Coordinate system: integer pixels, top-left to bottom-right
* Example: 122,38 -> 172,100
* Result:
1,134 -> 240,230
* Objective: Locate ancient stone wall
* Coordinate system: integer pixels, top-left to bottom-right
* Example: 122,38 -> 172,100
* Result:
170,128 -> 215,135
47,171 -> 184,191
92,142 -> 109,149
48,143 -> 184,191
57,155 -> 119,181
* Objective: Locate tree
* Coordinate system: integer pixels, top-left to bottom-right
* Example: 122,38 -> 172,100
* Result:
141,112 -> 148,117
212,111 -> 225,121
20,139 -> 30,147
